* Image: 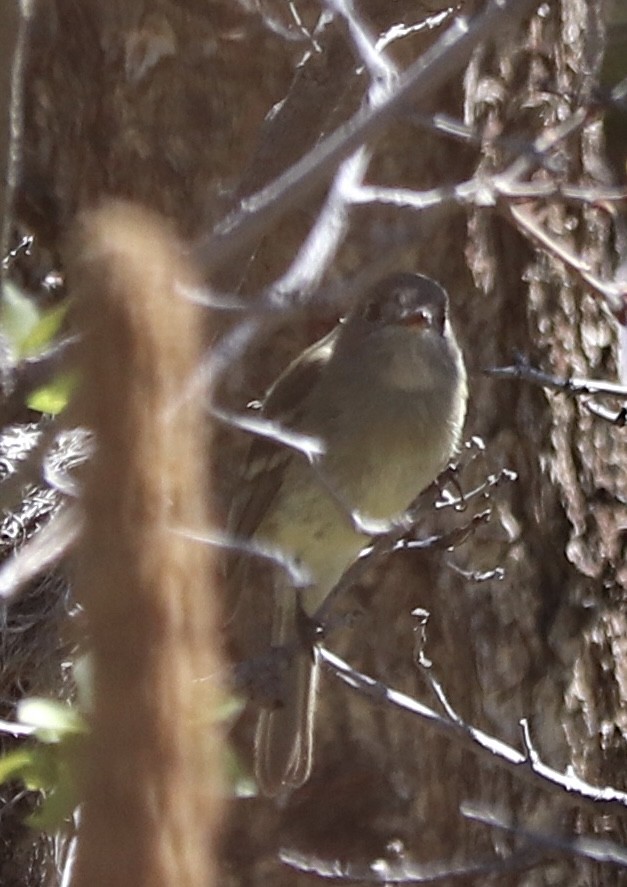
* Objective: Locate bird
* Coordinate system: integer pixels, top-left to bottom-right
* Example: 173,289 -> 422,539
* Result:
229,272 -> 467,796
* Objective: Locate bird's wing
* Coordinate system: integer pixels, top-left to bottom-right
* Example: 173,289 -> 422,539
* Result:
225,327 -> 338,664
230,326 -> 338,541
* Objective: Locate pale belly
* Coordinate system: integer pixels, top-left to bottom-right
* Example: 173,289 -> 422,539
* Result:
256,466 -> 367,615
255,424 -> 451,616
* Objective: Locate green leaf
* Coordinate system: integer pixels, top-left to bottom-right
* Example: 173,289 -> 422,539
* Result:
0,742 -> 80,828
215,694 -> 245,724
26,370 -> 78,416
1,286 -> 73,414
27,755 -> 79,830
0,747 -> 40,783
226,745 -> 257,798
0,705 -> 84,829
20,301 -> 70,357
17,698 -> 88,743
0,282 -> 41,359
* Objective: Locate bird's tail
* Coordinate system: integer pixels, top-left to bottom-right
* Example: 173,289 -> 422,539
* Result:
254,592 -> 318,796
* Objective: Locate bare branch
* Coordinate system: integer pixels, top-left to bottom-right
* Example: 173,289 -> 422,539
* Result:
496,107 -> 588,186
346,179 -> 478,211
316,463 -> 515,624
210,406 -> 325,459
377,9 -> 455,54
497,180 -> 627,204
1,1 -> 34,276
319,647 -> 627,815
324,0 -> 398,89
507,203 -> 627,320
486,358 -> 627,425
0,718 -> 37,737
485,359 -> 627,399
462,802 -> 627,868
280,843 -> 545,883
192,0 -> 542,273
269,147 -> 371,298
174,524 -> 312,589
583,400 -> 627,426
269,0 -> 398,299
1,233 -> 33,271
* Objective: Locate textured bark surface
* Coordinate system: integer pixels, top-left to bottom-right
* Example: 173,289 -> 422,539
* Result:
17,0 -> 299,246
1,0 -> 624,885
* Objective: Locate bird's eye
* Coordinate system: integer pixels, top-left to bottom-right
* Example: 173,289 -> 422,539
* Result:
363,300 -> 382,322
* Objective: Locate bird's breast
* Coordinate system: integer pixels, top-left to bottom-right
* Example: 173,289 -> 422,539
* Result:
318,381 -> 463,521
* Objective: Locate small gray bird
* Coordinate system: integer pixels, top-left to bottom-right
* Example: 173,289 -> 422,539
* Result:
230,272 -> 467,796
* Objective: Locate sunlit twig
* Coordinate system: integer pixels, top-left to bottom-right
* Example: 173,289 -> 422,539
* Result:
280,842 -> 544,882
462,801 -> 627,868
192,0 -> 542,272
486,358 -> 627,426
507,203 -> 627,321
319,647 -> 627,815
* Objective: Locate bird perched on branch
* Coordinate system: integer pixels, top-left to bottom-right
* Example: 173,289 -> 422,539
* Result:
230,272 -> 467,796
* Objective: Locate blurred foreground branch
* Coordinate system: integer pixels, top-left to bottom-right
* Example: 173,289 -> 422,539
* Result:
68,202 -> 224,887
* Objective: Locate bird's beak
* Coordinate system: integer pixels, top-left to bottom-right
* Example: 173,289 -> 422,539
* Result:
400,308 -> 432,330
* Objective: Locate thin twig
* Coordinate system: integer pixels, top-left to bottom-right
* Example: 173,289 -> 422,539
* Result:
280,843 -> 546,883
316,464 -> 515,623
346,179 -> 480,210
507,203 -> 627,320
462,802 -> 627,868
325,0 -> 397,89
486,359 -> 627,426
485,360 -> 627,398
584,400 -> 627,426
376,9 -> 456,53
192,0 -> 542,273
210,406 -> 325,458
268,0 -> 398,299
175,524 -> 312,590
1,1 -> 35,272
319,647 -> 627,815
496,107 -> 589,187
